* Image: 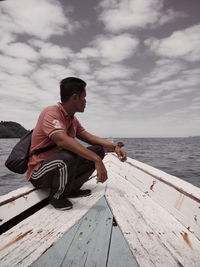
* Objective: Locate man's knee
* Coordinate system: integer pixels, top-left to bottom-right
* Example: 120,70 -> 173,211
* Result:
89,145 -> 105,159
63,151 -> 78,166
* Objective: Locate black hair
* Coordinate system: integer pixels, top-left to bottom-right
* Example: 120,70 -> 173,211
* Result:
60,77 -> 86,102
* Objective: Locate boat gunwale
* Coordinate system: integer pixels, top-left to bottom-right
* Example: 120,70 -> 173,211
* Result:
110,153 -> 200,203
0,188 -> 37,207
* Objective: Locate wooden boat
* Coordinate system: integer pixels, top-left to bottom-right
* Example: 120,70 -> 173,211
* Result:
0,153 -> 200,267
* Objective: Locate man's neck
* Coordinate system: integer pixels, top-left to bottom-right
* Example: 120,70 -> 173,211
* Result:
61,102 -> 75,118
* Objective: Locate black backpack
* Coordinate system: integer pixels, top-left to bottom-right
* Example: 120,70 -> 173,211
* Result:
5,130 -> 56,174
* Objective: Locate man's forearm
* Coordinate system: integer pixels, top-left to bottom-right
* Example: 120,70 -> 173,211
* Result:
78,131 -> 117,150
51,132 -> 102,163
51,131 -> 109,183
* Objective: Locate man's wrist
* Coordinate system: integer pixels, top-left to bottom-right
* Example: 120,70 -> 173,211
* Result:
113,141 -> 124,151
113,144 -> 119,152
93,155 -> 102,163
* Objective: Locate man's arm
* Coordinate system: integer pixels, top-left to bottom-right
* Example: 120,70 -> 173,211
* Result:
50,131 -> 107,183
77,131 -> 127,162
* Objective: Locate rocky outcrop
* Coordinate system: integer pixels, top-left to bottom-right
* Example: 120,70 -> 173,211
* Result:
0,121 -> 28,138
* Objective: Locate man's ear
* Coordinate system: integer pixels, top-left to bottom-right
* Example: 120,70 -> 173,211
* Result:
71,93 -> 79,101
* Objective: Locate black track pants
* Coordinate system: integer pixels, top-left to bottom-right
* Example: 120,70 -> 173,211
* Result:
30,145 -> 105,200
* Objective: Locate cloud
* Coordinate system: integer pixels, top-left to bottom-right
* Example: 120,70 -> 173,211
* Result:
145,24 -> 200,62
30,63 -> 75,94
159,8 -> 186,25
140,66 -> 200,104
0,71 -> 44,129
0,0 -> 80,40
40,64 -> 73,80
119,61 -> 200,117
0,0 -> 199,137
92,34 -> 139,63
143,59 -> 186,85
69,59 -> 91,74
0,31 -> 16,50
182,68 -> 200,76
28,39 -> 75,62
2,42 -> 39,60
98,0 -> 185,33
0,65 -> 64,129
0,54 -> 36,75
76,48 -> 99,59
94,64 -> 135,81
0,73 -> 37,101
75,34 -> 139,65
157,68 -> 200,91
31,68 -> 59,93
37,42 -> 73,60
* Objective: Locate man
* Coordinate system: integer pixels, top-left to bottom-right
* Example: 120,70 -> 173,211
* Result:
27,77 -> 127,210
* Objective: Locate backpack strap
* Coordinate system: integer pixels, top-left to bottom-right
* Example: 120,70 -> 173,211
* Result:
30,144 -> 57,157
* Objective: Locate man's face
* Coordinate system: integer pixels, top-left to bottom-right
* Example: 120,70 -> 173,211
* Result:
76,90 -> 86,112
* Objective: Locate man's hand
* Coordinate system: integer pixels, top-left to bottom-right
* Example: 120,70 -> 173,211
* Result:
115,146 -> 127,162
95,158 -> 108,183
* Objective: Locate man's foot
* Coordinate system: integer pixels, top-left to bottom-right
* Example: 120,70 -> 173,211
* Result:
49,197 -> 73,210
67,189 -> 92,198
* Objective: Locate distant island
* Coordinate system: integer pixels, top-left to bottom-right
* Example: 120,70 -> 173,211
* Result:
0,121 -> 28,138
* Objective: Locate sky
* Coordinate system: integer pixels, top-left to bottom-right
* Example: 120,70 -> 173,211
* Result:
0,0 -> 200,137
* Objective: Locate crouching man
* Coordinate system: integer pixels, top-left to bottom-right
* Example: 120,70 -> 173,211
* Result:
27,77 -> 127,210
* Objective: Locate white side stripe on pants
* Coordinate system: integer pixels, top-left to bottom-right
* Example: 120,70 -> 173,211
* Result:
30,160 -> 68,199
54,163 -> 67,199
31,160 -> 65,178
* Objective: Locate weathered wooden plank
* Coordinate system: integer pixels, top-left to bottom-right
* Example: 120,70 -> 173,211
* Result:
105,170 -> 200,267
32,197 -> 113,267
0,178 -> 106,267
61,197 -> 112,267
0,157 -> 110,227
107,153 -> 200,199
1,153 -> 200,267
0,185 -> 49,226
0,184 -> 36,204
107,224 -> 139,267
107,154 -> 200,240
31,220 -> 82,267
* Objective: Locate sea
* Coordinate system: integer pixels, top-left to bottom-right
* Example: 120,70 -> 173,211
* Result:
0,137 -> 200,196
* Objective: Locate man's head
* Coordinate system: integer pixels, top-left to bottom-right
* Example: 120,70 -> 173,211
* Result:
60,77 -> 87,113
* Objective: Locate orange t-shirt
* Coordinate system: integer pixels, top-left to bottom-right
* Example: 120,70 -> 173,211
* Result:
27,103 -> 85,180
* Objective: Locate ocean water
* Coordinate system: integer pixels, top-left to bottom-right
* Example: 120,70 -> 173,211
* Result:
0,137 -> 200,196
